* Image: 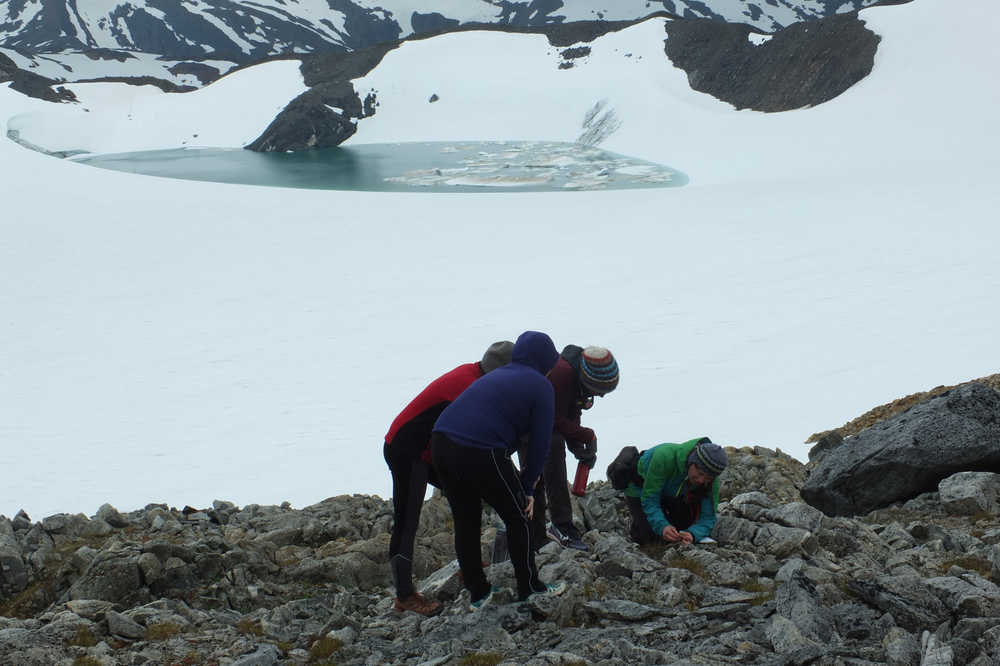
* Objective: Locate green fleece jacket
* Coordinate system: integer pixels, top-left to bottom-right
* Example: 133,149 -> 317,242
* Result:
624,437 -> 721,542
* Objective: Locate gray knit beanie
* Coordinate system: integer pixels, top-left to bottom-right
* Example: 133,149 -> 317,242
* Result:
688,440 -> 728,477
480,341 -> 514,373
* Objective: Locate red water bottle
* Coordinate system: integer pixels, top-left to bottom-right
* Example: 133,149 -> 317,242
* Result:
571,461 -> 590,497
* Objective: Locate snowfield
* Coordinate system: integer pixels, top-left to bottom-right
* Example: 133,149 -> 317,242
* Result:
2,0 -> 999,519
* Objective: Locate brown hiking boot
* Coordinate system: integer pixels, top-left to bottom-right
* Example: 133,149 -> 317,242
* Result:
393,592 -> 442,616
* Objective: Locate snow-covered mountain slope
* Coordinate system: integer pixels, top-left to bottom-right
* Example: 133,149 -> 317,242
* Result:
1,0 -> 875,64
2,0 -> 999,518
7,59 -> 307,154
0,46 -> 238,90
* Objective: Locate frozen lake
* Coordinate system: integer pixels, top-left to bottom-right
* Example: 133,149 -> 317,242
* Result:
74,141 -> 688,192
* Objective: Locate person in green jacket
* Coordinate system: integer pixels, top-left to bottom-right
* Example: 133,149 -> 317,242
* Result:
623,437 -> 728,545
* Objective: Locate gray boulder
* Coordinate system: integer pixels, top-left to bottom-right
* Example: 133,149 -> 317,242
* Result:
939,472 -> 1000,515
107,610 -> 146,639
848,574 -> 951,632
775,571 -> 835,643
68,548 -> 145,605
801,383 -> 1000,516
0,519 -> 28,595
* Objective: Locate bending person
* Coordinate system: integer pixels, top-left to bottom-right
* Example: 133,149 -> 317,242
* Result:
623,438 -> 728,545
432,331 -> 564,608
540,344 -> 619,551
383,340 -> 513,615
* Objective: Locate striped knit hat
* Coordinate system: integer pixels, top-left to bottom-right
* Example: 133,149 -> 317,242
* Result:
689,440 -> 728,477
579,346 -> 619,396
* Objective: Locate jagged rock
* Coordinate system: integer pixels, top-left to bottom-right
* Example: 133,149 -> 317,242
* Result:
721,448 -> 806,504
68,549 -> 145,605
764,502 -> 825,532
939,472 -> 1000,515
925,574 -> 1000,618
766,613 -> 822,654
664,13 -> 879,112
96,503 -> 130,528
583,599 -> 660,621
776,571 -> 834,643
802,383 -> 1000,516
137,551 -> 162,585
883,626 -> 921,666
246,44 -> 395,153
106,609 -> 145,639
578,484 -> 624,532
12,511 -> 32,531
232,643 -> 283,665
848,575 -> 952,632
0,520 -> 28,595
920,630 -> 954,666
64,599 -> 113,621
982,624 -> 1000,657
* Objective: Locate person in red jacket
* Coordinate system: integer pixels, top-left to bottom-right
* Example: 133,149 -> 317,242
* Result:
383,340 -> 513,616
537,345 -> 619,551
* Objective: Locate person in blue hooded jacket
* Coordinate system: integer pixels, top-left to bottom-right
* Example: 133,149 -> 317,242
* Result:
432,330 -> 565,608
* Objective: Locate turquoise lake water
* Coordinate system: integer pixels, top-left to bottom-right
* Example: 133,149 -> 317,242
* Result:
74,141 -> 688,193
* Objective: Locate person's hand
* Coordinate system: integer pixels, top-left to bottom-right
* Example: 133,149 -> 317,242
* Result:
579,438 -> 597,469
679,531 -> 694,544
524,496 -> 535,520
662,525 -> 682,542
569,437 -> 598,468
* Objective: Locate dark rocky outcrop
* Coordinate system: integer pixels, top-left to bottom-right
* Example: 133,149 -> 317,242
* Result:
664,12 -> 880,111
802,382 -> 1000,516
245,84 -> 363,152
166,61 -> 223,86
245,44 -> 396,152
69,75 -> 195,93
0,51 -> 76,103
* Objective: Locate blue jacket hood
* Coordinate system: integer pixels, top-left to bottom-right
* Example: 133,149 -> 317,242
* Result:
512,331 -> 559,376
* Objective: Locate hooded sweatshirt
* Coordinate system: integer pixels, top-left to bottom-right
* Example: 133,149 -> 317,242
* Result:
433,331 -> 559,496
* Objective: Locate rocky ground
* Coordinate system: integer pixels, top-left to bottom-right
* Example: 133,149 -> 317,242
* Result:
2,425 -> 1000,665
3,380 -> 1000,665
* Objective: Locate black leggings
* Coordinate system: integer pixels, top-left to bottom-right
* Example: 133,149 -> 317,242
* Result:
383,439 -> 439,598
431,432 -> 545,601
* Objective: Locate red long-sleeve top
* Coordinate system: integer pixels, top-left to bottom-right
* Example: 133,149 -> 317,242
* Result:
385,362 -> 484,457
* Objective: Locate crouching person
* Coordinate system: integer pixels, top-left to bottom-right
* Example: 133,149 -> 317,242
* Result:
383,340 -> 514,616
431,331 -> 566,609
618,438 -> 728,545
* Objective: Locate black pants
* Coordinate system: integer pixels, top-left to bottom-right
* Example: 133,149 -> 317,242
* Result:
626,494 -> 698,545
383,439 -> 440,598
527,433 -> 574,545
544,434 -> 574,528
432,432 -> 545,601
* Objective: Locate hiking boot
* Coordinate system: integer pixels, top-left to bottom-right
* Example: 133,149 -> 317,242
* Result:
470,586 -> 495,611
547,522 -> 589,551
394,592 -> 442,616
